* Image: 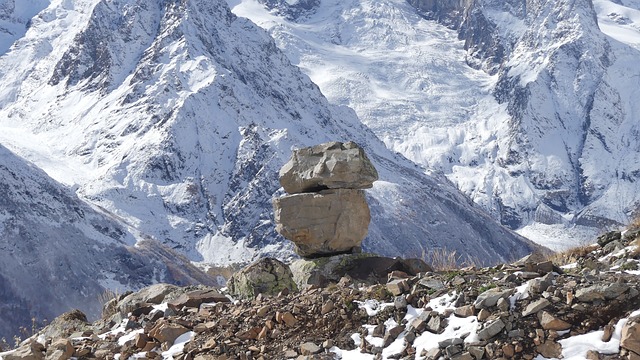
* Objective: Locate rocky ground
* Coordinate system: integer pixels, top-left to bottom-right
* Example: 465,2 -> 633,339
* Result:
0,229 -> 639,360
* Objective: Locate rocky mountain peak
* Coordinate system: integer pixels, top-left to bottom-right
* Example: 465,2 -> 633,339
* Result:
0,0 -> 536,267
231,0 -> 640,246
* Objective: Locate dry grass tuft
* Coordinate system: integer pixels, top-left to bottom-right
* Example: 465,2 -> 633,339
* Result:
629,214 -> 640,231
98,288 -> 121,306
547,244 -> 598,266
423,248 -> 479,271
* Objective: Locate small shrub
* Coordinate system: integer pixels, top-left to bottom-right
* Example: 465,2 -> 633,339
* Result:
619,261 -> 638,271
343,294 -> 357,312
443,270 -> 463,281
98,288 -> 120,305
477,283 -> 497,293
423,248 -> 479,271
0,337 -> 9,351
370,285 -> 392,301
629,213 -> 640,231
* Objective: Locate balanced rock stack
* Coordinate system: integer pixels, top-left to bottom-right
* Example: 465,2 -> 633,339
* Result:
273,141 -> 378,257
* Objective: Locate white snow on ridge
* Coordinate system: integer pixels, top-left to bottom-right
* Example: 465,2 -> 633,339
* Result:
230,0 -> 640,250
228,0 -> 513,202
594,0 -> 640,49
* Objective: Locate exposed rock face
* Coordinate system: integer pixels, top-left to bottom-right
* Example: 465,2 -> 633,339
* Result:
622,316 -> 640,357
273,189 -> 370,257
274,142 -> 377,257
278,141 -> 378,194
227,258 -> 297,299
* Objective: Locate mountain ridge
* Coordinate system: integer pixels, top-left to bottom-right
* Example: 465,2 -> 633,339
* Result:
0,143 -> 215,340
229,0 -> 640,248
0,0 -> 535,267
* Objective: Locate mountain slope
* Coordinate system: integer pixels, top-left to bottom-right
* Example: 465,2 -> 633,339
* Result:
0,144 -> 214,340
228,0 -> 640,249
0,0 -> 535,267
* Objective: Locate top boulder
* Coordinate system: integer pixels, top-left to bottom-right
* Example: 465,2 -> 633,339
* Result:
279,141 -> 379,194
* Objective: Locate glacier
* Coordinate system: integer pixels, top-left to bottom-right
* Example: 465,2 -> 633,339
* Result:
228,0 -> 640,250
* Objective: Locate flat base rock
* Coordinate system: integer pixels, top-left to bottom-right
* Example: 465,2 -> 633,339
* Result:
273,189 -> 370,257
290,253 -> 432,289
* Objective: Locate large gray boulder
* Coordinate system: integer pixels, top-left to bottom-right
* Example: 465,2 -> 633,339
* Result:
273,189 -> 370,257
227,258 -> 298,299
279,141 -> 378,194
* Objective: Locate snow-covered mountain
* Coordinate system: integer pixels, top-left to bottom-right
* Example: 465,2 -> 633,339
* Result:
0,0 -> 536,274
228,0 -> 640,249
0,144 -> 214,340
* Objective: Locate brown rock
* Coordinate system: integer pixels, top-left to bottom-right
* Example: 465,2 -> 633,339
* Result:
502,344 -> 515,358
237,327 -> 262,340
536,340 -> 562,358
273,189 -> 370,257
257,305 -> 270,317
202,338 -> 218,350
321,300 -> 335,315
278,141 -> 378,194
148,321 -> 189,345
3,341 -> 45,360
621,316 -> 640,356
601,324 -> 614,342
142,341 -> 157,352
167,289 -> 229,311
93,349 -> 111,360
46,339 -> 73,360
538,311 -> 571,331
387,279 -> 410,296
194,355 -> 216,360
73,348 -> 91,357
281,312 -> 298,327
586,350 -> 601,360
299,342 -> 322,355
134,333 -> 150,349
477,309 -> 491,322
454,305 -> 475,318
